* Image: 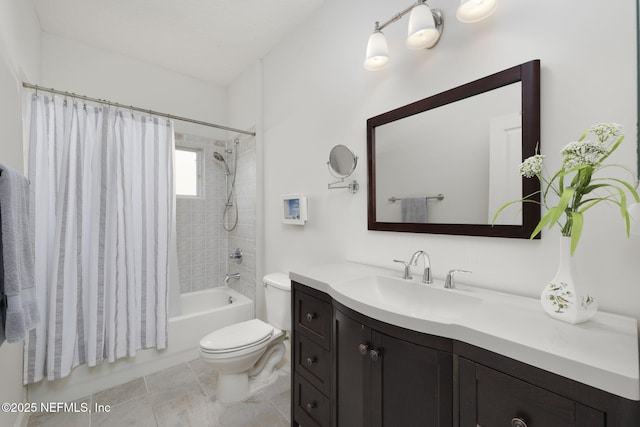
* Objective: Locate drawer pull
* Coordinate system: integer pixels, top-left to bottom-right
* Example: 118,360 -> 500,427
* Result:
306,401 -> 317,411
358,343 -> 369,355
511,418 -> 527,427
306,312 -> 317,322
370,349 -> 380,361
306,356 -> 317,367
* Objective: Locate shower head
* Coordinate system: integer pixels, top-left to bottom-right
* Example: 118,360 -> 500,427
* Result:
213,152 -> 231,175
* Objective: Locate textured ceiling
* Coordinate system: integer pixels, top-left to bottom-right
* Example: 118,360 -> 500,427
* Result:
34,0 -> 325,86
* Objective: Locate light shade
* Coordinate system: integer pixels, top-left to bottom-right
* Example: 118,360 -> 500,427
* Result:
364,29 -> 390,71
456,0 -> 497,23
406,4 -> 441,50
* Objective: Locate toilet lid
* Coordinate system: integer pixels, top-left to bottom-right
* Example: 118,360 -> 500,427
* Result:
200,319 -> 274,354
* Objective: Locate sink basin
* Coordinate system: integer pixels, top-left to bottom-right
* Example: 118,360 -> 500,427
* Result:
334,275 -> 483,320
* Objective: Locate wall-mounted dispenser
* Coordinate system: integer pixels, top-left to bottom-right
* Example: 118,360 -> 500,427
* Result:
327,145 -> 359,194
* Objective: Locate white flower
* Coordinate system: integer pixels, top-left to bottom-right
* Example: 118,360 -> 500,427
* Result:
588,123 -> 622,144
519,154 -> 545,178
561,140 -> 608,168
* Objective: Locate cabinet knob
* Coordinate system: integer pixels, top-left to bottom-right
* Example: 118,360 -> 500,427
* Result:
306,401 -> 317,411
358,343 -> 369,355
306,312 -> 317,322
306,356 -> 317,367
370,349 -> 380,361
511,418 -> 528,427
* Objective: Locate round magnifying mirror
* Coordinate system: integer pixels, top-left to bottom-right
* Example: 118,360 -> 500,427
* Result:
328,145 -> 358,178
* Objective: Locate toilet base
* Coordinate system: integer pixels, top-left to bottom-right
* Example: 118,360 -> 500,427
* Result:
216,341 -> 286,404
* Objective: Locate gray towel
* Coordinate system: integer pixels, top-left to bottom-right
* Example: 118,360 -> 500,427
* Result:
0,163 -> 39,343
401,197 -> 428,223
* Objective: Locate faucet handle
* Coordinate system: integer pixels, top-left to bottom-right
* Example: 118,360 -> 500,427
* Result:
393,259 -> 412,280
444,269 -> 471,289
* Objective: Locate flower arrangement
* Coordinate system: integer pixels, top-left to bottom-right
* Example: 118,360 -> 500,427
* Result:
493,123 -> 640,254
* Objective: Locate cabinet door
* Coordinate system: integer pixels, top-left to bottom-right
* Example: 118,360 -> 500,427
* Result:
459,358 -> 605,427
371,330 -> 453,427
335,308 -> 369,427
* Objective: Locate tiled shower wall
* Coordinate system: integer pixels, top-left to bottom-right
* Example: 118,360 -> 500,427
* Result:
174,132 -> 257,302
225,132 -> 257,301
175,133 -> 227,293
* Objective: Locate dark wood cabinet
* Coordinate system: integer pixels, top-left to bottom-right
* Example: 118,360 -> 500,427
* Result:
334,305 -> 452,427
291,281 -> 640,427
455,341 -> 640,427
459,357 -> 604,427
292,283 -> 333,427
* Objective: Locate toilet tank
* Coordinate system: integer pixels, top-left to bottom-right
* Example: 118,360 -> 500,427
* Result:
264,273 -> 291,331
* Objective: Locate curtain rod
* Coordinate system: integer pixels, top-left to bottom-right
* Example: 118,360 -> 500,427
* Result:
22,82 -> 256,137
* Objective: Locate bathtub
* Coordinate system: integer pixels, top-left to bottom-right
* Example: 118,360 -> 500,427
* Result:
28,287 -> 254,404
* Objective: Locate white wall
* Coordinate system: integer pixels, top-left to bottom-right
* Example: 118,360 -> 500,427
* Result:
227,62 -> 267,319
253,0 -> 640,319
0,1 -> 42,425
41,33 -> 229,140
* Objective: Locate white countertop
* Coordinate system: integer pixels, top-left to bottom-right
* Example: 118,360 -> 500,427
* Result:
290,261 -> 640,401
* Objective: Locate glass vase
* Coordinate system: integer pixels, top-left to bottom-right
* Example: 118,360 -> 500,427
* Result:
540,236 -> 597,324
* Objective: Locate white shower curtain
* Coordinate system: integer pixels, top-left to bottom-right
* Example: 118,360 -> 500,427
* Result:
24,93 -> 175,384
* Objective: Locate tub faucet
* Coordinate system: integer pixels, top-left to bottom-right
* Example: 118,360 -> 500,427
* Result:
224,272 -> 240,284
409,250 -> 432,284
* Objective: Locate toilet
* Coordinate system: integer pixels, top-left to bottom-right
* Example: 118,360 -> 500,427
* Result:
199,273 -> 291,403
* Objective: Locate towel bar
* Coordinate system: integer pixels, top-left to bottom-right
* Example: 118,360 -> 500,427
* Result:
388,194 -> 444,203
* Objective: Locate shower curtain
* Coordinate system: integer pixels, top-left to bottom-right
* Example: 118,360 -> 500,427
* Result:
24,93 -> 175,384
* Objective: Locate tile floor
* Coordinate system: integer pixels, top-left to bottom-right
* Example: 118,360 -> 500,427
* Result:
26,359 -> 291,427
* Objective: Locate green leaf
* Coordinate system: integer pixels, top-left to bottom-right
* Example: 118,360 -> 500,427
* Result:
570,211 -> 583,255
530,207 -> 557,239
548,188 -> 575,227
599,135 -> 624,163
492,191 -> 541,225
606,178 -> 640,203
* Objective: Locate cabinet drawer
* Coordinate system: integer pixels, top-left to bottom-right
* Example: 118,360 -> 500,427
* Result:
294,373 -> 330,427
294,334 -> 331,395
294,290 -> 331,347
461,359 -> 605,427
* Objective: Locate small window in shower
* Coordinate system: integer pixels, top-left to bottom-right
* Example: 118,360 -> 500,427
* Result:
175,147 -> 202,197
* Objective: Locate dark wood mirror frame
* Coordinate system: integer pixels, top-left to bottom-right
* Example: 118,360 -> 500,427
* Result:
367,60 -> 541,238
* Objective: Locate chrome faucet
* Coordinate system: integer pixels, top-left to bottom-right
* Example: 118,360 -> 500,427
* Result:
409,250 -> 432,284
224,272 -> 241,284
444,269 -> 471,289
393,259 -> 413,279
393,250 -> 433,283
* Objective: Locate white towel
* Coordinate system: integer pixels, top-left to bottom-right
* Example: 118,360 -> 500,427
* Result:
401,197 -> 428,223
0,163 -> 39,344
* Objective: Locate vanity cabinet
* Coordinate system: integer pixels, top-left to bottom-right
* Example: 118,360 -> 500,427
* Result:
292,282 -> 333,427
455,342 -> 639,427
334,304 -> 453,427
459,358 -> 604,427
291,282 -> 640,427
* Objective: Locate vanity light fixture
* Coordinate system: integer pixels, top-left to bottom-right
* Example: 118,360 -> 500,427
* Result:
364,0 -> 497,70
456,0 -> 497,23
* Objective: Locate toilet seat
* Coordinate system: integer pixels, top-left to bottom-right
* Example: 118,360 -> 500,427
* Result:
200,319 -> 275,355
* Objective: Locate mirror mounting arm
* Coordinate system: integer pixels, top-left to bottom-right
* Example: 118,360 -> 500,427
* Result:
328,178 -> 360,194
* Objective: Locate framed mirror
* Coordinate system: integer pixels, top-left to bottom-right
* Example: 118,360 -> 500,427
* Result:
367,60 -> 541,238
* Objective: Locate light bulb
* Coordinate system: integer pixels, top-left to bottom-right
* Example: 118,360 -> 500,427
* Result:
457,0 -> 497,23
406,4 -> 441,50
364,29 -> 390,70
